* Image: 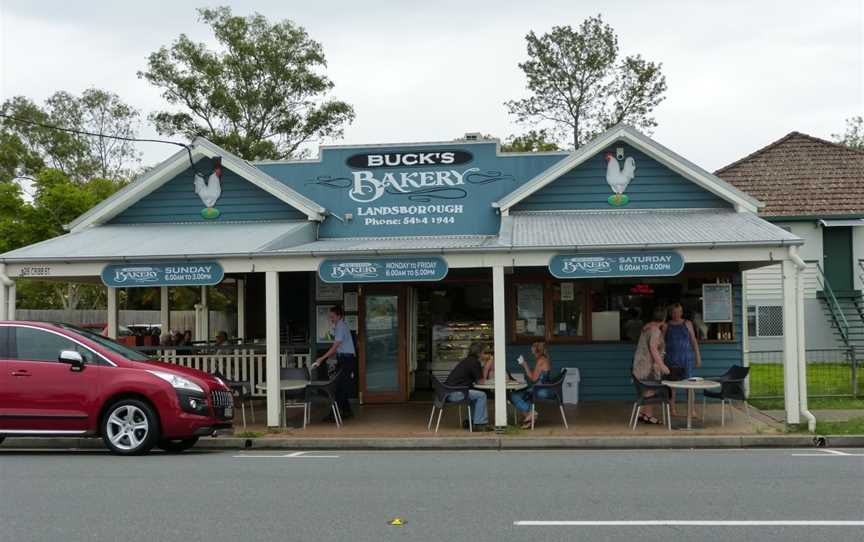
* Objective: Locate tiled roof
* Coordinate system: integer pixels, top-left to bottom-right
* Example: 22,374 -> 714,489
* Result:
715,132 -> 864,217
504,209 -> 801,249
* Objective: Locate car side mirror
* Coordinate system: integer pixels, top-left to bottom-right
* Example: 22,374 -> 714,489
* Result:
58,350 -> 85,371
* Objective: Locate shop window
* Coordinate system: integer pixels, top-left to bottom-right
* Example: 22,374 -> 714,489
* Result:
747,305 -> 783,337
551,282 -> 586,339
514,282 -> 545,338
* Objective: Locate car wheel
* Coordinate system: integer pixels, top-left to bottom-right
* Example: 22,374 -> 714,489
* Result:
102,399 -> 160,455
157,437 -> 199,453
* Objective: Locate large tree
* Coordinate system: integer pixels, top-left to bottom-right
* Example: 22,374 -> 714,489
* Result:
140,6 -> 355,160
833,116 -> 864,150
506,16 -> 667,149
0,89 -> 141,183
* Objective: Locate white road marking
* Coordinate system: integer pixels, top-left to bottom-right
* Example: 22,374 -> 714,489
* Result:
790,449 -> 863,457
514,520 -> 864,527
233,451 -> 339,459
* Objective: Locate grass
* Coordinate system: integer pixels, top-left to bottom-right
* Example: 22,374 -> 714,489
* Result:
749,363 -> 863,400
750,396 -> 864,411
233,431 -> 265,438
787,417 -> 864,435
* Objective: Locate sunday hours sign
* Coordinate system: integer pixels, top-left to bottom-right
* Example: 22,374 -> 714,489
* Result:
549,251 -> 684,279
101,261 -> 224,287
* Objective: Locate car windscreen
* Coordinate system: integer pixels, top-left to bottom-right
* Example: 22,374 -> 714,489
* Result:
56,323 -> 152,362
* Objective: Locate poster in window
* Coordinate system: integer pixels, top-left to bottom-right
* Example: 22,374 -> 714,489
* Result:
316,305 -> 335,343
343,291 -> 358,312
516,283 -> 543,319
345,314 -> 359,332
702,283 -> 733,323
316,276 -> 343,301
560,282 -> 575,301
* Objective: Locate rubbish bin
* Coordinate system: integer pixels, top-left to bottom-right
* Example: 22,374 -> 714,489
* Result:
562,368 -> 580,405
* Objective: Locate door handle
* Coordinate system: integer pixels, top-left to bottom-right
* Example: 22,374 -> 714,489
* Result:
11,370 -> 31,377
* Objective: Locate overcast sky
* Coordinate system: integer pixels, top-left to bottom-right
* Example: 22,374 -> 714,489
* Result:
1,0 -> 862,171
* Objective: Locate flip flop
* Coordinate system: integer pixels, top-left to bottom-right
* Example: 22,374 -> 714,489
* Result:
638,413 -> 661,425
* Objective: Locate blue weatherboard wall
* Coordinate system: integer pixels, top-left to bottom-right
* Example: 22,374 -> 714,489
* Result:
513,142 -> 731,211
110,158 -> 307,224
506,277 -> 744,401
257,142 -> 566,237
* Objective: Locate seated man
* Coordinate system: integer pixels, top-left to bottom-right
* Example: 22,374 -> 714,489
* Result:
445,342 -> 491,431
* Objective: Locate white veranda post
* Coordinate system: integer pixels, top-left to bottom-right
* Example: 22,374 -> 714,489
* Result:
6,280 -> 15,320
106,287 -> 119,340
781,259 -> 801,425
265,271 -> 281,427
160,287 -> 170,338
493,265 -> 508,429
237,278 -> 246,341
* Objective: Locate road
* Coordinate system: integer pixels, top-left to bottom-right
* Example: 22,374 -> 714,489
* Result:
1,447 -> 863,542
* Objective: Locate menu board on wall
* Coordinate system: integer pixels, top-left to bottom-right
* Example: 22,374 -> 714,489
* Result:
316,305 -> 335,343
702,283 -> 733,323
316,276 -> 343,301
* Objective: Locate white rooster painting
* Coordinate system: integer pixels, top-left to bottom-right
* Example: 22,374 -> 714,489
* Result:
604,153 -> 636,206
194,157 -> 223,219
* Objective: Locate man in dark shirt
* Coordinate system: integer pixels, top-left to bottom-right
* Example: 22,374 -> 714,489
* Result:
445,342 -> 490,429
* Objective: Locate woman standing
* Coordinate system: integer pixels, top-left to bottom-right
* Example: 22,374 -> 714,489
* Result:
509,342 -> 552,428
632,307 -> 671,424
665,303 -> 702,416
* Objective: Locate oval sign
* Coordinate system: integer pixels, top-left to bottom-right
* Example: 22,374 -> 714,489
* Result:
101,261 -> 224,287
319,256 -> 448,283
346,150 -> 473,169
549,251 -> 684,279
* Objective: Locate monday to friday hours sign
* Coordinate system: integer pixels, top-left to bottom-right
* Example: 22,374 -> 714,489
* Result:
318,256 -> 448,283
101,261 -> 224,287
549,251 -> 684,279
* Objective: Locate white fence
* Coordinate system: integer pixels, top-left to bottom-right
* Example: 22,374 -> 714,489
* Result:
157,349 -> 312,397
15,309 -> 237,337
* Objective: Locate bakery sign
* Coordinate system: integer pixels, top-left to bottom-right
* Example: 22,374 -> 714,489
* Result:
549,251 -> 684,279
318,256 -> 449,283
101,261 -> 224,287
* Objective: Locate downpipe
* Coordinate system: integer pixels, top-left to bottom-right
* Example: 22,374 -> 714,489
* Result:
788,246 -> 817,432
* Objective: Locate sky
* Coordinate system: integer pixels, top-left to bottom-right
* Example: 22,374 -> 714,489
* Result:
1,0 -> 862,171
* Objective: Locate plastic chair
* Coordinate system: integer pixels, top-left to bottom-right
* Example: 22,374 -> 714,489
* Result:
702,369 -> 750,426
429,376 -> 473,433
629,372 -> 672,431
280,367 -> 310,428
705,365 -> 749,383
306,370 -> 343,428
528,369 -> 569,430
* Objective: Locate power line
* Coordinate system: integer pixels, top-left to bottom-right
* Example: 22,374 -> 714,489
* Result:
0,112 -> 203,174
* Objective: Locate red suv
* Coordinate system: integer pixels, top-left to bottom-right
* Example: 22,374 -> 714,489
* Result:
0,321 -> 233,455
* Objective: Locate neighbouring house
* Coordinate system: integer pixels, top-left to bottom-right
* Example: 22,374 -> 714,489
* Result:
716,132 -> 864,353
1,124 -> 812,426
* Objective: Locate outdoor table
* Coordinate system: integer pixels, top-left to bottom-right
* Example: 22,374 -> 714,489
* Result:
662,379 -> 721,430
256,380 -> 309,427
473,380 -> 528,426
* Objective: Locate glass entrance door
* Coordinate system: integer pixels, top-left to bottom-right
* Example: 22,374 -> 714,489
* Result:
360,287 -> 406,402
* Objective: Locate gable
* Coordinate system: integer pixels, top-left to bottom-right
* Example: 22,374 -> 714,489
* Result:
110,157 -> 307,224
513,142 -> 731,212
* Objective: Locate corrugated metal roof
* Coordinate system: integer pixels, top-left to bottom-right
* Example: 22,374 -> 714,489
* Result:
504,209 -> 802,249
265,235 -> 499,255
0,221 -> 316,262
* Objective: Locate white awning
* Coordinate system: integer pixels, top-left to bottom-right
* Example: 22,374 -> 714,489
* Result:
0,221 -> 316,262
818,219 -> 864,227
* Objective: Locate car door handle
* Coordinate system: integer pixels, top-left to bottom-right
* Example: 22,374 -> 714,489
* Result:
10,370 -> 31,377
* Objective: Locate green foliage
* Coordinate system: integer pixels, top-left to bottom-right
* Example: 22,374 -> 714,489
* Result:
140,6 -> 355,160
500,129 -> 561,153
506,15 -> 667,149
832,116 -> 864,150
0,89 -> 141,183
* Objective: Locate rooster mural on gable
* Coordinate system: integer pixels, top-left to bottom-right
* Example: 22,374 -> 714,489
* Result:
604,153 -> 636,206
194,157 -> 223,219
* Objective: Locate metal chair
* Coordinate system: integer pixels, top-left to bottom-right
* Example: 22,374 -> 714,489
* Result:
213,371 -> 254,429
306,370 -> 343,428
280,367 -> 310,428
529,369 -> 569,430
629,372 -> 672,431
702,368 -> 750,426
429,376 -> 473,433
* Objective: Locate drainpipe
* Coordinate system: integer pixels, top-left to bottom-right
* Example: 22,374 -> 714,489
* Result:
789,246 -> 817,432
0,263 -> 13,320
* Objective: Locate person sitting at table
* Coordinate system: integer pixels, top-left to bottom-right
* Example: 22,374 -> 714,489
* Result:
665,302 -> 702,417
445,342 -> 492,431
509,341 -> 552,428
632,306 -> 671,425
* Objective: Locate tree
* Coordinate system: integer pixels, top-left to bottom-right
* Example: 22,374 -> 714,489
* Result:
833,116 -> 864,150
0,89 -> 141,183
506,16 -> 667,149
140,6 -> 355,161
501,129 -> 561,152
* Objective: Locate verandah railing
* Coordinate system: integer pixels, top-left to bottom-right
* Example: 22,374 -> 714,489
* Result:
156,349 -> 312,397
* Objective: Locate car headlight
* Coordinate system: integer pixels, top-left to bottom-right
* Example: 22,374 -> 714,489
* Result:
214,376 -> 225,387
146,370 -> 204,393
